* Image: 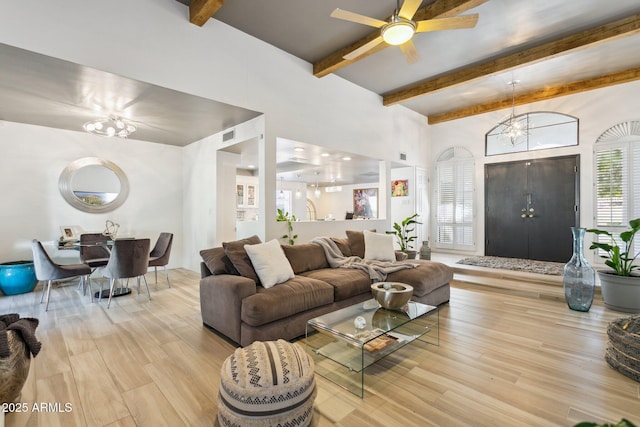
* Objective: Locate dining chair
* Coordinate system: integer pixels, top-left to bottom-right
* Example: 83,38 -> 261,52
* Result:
79,233 -> 110,294
101,238 -> 151,308
31,239 -> 92,311
148,232 -> 173,288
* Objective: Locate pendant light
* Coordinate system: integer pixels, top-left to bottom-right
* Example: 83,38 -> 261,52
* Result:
497,80 -> 530,146
314,172 -> 321,199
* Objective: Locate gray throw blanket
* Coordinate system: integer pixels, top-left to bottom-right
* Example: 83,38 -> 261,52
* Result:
311,237 -> 417,282
0,313 -> 41,358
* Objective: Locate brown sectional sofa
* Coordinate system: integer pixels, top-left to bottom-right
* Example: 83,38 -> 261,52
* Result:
199,232 -> 453,347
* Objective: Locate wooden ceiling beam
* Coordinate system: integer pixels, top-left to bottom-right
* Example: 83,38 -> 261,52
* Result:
312,0 -> 487,78
427,66 -> 640,124
383,13 -> 640,106
189,0 -> 225,27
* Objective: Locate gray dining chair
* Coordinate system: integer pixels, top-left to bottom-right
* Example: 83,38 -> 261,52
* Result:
31,239 -> 92,311
148,232 -> 173,287
101,238 -> 151,308
79,233 -> 110,294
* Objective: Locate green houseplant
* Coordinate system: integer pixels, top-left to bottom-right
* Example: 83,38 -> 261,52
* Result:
277,208 -> 298,245
587,218 -> 640,312
386,213 -> 421,258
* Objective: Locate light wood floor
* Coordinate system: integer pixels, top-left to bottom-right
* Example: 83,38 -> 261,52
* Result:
1,268 -> 639,427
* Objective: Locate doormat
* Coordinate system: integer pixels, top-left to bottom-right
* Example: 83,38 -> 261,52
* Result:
456,256 -> 564,276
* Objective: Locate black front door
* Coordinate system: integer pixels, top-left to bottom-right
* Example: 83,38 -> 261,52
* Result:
485,155 -> 579,262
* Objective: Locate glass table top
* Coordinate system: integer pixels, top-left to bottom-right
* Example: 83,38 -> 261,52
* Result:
308,299 -> 436,347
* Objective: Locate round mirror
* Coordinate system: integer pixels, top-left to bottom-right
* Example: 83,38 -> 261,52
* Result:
58,157 -> 129,213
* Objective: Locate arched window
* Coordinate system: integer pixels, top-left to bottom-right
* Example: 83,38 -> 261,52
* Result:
485,111 -> 578,156
594,121 -> 640,232
435,147 -> 475,250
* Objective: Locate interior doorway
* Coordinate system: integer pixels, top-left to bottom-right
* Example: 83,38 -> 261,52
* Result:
485,155 -> 579,262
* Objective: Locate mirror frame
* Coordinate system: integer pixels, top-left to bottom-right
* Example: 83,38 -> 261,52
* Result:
58,157 -> 129,213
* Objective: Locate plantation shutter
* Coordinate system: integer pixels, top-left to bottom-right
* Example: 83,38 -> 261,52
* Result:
594,123 -> 640,256
595,146 -> 627,227
435,147 -> 475,250
436,162 -> 454,245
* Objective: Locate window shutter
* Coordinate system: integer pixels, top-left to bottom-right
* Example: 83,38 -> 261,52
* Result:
435,147 -> 475,250
595,146 -> 626,227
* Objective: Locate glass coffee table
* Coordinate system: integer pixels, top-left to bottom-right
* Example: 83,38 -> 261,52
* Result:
305,299 -> 438,397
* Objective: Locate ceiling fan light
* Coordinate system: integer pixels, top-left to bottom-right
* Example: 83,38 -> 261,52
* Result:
381,20 -> 415,45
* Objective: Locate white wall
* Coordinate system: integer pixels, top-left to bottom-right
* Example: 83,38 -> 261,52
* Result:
1,1 -> 429,272
0,121 -> 182,264
428,79 -> 640,263
389,167 -> 420,251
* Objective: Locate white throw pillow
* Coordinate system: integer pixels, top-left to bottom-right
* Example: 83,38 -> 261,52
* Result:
244,239 -> 295,288
363,230 -> 396,262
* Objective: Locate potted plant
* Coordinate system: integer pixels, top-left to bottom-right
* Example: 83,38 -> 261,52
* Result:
386,213 -> 421,259
587,218 -> 640,313
277,208 -> 298,245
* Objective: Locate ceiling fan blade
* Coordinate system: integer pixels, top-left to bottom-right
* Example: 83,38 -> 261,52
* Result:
330,8 -> 387,28
399,40 -> 420,64
398,0 -> 422,20
416,14 -> 479,33
343,36 -> 385,60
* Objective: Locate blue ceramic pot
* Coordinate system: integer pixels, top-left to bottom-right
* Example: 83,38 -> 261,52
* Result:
0,261 -> 38,295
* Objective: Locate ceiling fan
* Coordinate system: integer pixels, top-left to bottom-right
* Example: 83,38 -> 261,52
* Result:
330,0 -> 479,64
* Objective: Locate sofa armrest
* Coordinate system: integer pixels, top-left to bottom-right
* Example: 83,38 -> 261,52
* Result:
200,274 -> 256,345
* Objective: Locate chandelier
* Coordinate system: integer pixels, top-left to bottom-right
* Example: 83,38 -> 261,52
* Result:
497,80 -> 530,146
314,172 -> 321,199
83,115 -> 137,138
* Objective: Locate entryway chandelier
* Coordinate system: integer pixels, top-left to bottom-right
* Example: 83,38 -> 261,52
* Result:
497,80 -> 530,146
83,115 -> 137,138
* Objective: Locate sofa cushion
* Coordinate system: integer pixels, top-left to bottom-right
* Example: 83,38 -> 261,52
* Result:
363,230 -> 395,262
346,229 -> 375,258
330,237 -> 352,257
300,268 -> 372,302
346,230 -> 365,258
282,243 -> 329,274
200,247 -> 239,276
241,276 -> 334,327
244,239 -> 295,288
222,235 -> 262,284
386,260 -> 454,297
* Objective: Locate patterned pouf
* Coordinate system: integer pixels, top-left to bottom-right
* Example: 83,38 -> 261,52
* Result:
218,340 -> 316,427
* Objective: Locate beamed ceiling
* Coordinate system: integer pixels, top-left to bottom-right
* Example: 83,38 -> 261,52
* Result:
179,0 -> 640,124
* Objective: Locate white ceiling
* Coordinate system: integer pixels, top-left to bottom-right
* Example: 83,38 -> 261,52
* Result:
182,0 -> 640,120
0,43 -> 261,146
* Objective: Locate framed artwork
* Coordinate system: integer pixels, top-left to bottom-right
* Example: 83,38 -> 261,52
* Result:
60,225 -> 81,241
391,179 -> 409,197
353,188 -> 378,219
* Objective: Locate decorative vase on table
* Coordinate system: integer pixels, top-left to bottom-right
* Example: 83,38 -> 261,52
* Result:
419,240 -> 431,260
563,227 -> 595,312
0,261 -> 38,296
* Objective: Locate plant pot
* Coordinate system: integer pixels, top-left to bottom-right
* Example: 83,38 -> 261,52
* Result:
597,270 -> 640,313
404,250 -> 417,260
0,261 -> 38,296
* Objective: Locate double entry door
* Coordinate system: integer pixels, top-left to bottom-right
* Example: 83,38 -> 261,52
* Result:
485,155 -> 579,263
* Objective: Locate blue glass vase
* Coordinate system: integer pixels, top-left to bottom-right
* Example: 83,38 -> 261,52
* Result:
563,227 -> 595,312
